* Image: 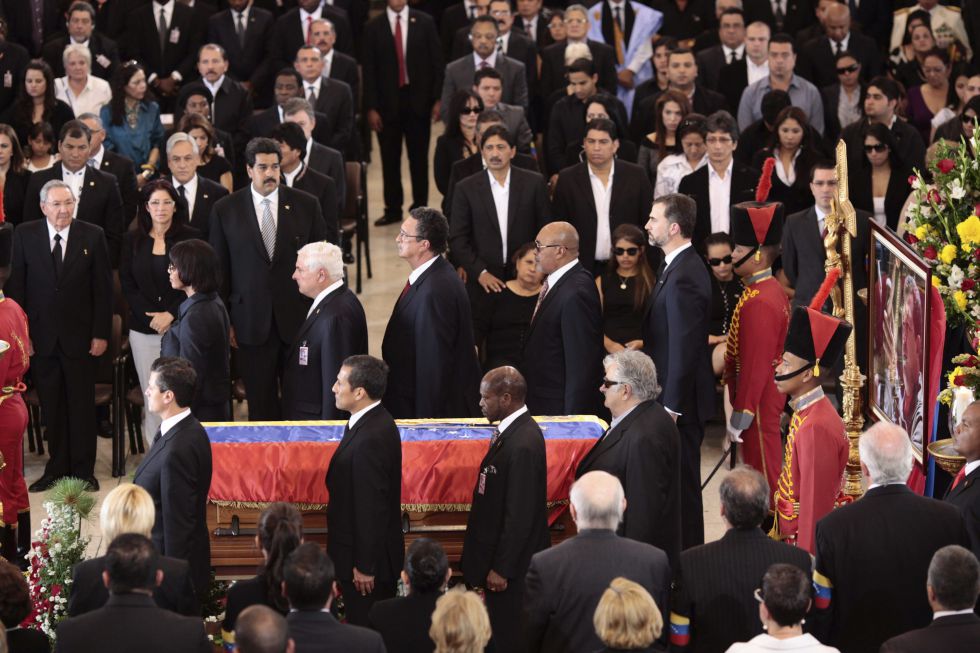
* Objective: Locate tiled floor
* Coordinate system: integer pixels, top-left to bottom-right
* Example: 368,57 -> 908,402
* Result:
23,125 -> 732,557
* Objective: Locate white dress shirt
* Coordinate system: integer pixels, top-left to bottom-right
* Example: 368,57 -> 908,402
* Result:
815,204 -> 828,236
498,30 -> 511,55
588,161 -> 615,262
747,57 -> 769,85
55,75 -> 112,117
522,15 -> 538,42
934,608 -> 978,620
829,33 -> 850,55
348,400 -> 381,429
496,404 -> 528,434
159,408 -> 192,438
47,221 -> 72,254
488,168 -> 511,266
250,185 -> 279,231
304,76 -> 322,101
307,279 -> 344,318
173,174 -> 199,219
387,7 -> 410,83
662,241 -> 692,271
473,50 -> 498,70
300,4 -> 323,42
89,145 -> 106,170
774,149 -> 800,186
283,162 -> 303,187
156,0 -> 175,30
708,160 -> 734,234
723,43 -> 746,64
62,166 -> 86,218
963,460 -> 980,478
545,257 -> 579,289
408,254 -> 440,285
322,48 -> 334,78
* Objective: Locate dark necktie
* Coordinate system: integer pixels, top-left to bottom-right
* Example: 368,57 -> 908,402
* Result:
158,5 -> 168,53
489,428 -> 501,447
394,13 -> 407,88
236,12 -> 246,48
52,234 -> 63,280
834,40 -> 842,56
728,50 -> 735,64
656,260 -> 667,282
152,428 -> 163,446
177,184 -> 186,201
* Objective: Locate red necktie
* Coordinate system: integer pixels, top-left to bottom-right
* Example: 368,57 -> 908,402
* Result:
951,466 -> 967,490
305,15 -> 313,44
394,13 -> 407,88
399,281 -> 411,301
531,279 -> 549,322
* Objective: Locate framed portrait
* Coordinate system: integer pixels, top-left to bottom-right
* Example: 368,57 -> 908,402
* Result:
868,222 -> 932,463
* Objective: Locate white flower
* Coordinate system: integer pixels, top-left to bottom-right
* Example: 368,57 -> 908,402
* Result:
949,265 -> 965,288
950,178 -> 967,199
911,176 -> 923,190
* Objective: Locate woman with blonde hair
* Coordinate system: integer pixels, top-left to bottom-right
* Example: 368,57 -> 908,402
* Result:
429,588 -> 492,653
593,577 -> 663,652
66,483 -> 198,617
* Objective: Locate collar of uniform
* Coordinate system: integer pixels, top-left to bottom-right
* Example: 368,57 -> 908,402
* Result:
789,386 -> 824,412
744,268 -> 773,286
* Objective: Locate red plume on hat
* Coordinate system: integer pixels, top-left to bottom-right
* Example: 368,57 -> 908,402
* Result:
800,268 -> 845,376
756,157 -> 775,203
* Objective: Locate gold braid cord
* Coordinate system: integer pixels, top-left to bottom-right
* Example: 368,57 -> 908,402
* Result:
725,287 -> 760,375
774,413 -> 803,521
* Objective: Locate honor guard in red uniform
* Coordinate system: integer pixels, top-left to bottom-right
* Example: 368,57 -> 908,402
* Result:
0,223 -> 30,566
771,270 -> 851,554
724,161 -> 791,511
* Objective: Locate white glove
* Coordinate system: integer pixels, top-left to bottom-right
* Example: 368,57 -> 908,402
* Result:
726,428 -> 744,444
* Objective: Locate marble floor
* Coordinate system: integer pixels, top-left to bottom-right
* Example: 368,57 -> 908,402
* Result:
23,125 -> 733,557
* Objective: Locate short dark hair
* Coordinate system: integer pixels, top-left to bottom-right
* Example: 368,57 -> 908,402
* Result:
928,545 -> 980,610
476,110 -> 505,127
480,123 -> 515,148
245,137 -> 282,167
705,110 -> 738,141
809,159 -> 836,183
567,57 -> 596,77
67,1 -> 96,20
718,7 -> 745,22
474,66 -> 503,87
59,119 -> 92,143
768,32 -> 795,53
472,14 -> 499,32
150,357 -> 197,408
761,564 -> 812,627
270,122 -> 307,153
834,50 -> 858,65
667,47 -> 695,61
235,605 -> 290,653
405,538 -> 449,594
586,117 -> 618,140
0,560 -> 32,627
410,207 -> 449,255
677,113 -> 707,140
343,355 -> 389,400
719,465 -> 770,529
275,67 -> 304,87
761,90 -> 791,125
283,542 -> 336,610
704,232 -> 734,251
923,46 -> 950,67
654,193 -> 697,239
866,76 -> 900,102
169,239 -> 222,294
105,533 -> 160,594
511,241 -> 536,264
199,42 -> 228,61
136,179 -> 188,241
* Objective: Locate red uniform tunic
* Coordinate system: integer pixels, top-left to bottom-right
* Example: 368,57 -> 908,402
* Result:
724,270 -> 789,509
773,388 -> 849,554
0,291 -> 29,526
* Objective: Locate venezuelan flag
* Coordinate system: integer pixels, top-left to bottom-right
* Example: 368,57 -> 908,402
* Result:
669,612 -> 691,647
813,570 -> 833,610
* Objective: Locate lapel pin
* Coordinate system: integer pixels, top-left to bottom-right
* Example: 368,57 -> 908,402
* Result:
84,248 -> 88,255
89,181 -> 95,186
285,205 -> 290,210
203,194 -> 209,199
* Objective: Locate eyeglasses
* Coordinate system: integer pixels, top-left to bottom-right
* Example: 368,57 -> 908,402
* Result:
534,241 -> 562,252
836,64 -> 859,74
601,378 -> 623,389
148,199 -> 176,208
707,254 -> 733,266
461,106 -> 482,115
706,136 -> 733,145
398,230 -> 424,240
753,588 -> 764,604
864,143 -> 888,153
586,112 -> 609,121
614,247 -> 639,256
564,18 -> 586,25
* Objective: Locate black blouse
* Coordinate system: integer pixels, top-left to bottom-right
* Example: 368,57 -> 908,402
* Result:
198,154 -> 231,185
709,275 -> 744,337
2,169 -> 29,226
473,287 -> 538,371
600,272 -> 645,344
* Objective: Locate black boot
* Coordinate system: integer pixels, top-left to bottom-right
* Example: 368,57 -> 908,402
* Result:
15,512 -> 31,571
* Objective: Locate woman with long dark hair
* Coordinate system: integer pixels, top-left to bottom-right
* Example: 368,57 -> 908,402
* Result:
597,224 -> 655,354
905,48 -> 957,144
637,89 -> 690,185
434,90 -> 483,197
0,60 -> 73,148
563,92 -> 637,168
120,178 -> 198,444
0,124 -> 29,226
850,122 -> 913,231
100,61 -> 164,185
222,503 -> 304,641
177,112 -> 234,192
751,107 -> 820,214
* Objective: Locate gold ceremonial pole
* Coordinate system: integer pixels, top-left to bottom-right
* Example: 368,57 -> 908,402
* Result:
824,140 -> 866,499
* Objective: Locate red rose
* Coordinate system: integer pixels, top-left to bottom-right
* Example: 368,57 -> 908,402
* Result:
928,189 -> 943,204
963,356 -> 979,367
924,245 -> 938,260
910,175 -> 919,186
905,232 -> 919,245
974,248 -> 980,260
954,374 -> 966,386
963,279 -> 977,291
938,158 -> 956,173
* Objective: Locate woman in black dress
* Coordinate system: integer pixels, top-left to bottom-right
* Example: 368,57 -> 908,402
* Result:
0,60 -> 73,149
597,224 -> 655,354
473,242 -> 543,370
177,112 -> 233,192
0,124 -> 29,226
704,233 -> 743,427
434,89 -> 482,197
222,503 -> 303,641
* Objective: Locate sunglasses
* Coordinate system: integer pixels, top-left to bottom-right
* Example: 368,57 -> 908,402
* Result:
614,247 -> 639,256
461,106 -> 482,115
864,143 -> 888,153
707,255 -> 733,266
836,64 -> 859,74
601,378 -> 623,389
961,113 -> 977,124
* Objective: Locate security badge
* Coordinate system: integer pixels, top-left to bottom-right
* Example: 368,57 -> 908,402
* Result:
298,341 -> 309,366
3,71 -> 11,88
96,54 -> 111,69
478,465 -> 496,495
169,27 -> 181,44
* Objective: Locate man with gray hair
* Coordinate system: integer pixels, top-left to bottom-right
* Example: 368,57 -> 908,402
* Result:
810,421 -> 971,653
166,131 -> 228,239
575,349 -> 681,568
524,471 -> 670,653
281,96 -> 346,218
881,545 -> 980,651
668,466 -> 811,653
78,111 -> 138,229
281,241 -> 366,420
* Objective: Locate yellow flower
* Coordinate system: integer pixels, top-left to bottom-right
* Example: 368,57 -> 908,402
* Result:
916,225 -> 930,240
941,244 -> 958,264
957,215 -> 980,245
933,275 -> 942,288
954,290 -> 968,310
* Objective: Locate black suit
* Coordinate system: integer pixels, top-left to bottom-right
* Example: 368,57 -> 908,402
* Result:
24,163 -> 125,266
207,6 -> 276,98
842,117 -> 925,176
945,465 -> 980,561
677,162 -> 758,252
849,164 -> 912,233
287,611 -> 386,653
671,528 -> 813,653
176,77 -> 253,143
575,400 -> 682,569
381,256 -> 481,418
820,82 -> 864,145
172,174 -> 228,241
362,9 -> 444,218
100,149 -> 139,229
269,5 -> 353,66
552,160 -> 654,273
439,1 -> 472,61
539,39 -> 618,101
524,529 -> 671,653
326,403 -> 404,626
244,105 -> 336,153
797,33 -> 881,89
122,2 -> 204,84
743,0 -> 813,37
306,141 -> 346,218
695,45 -> 729,92
304,77 -> 354,157
282,285 -> 367,420
0,41 -> 30,115
133,413 -> 213,600
68,554 -> 199,618
369,592 -> 440,653
880,613 -> 980,653
7,219 -> 111,481
461,410 -> 549,653
42,32 -> 120,81
287,164 -> 339,245
54,593 -> 210,653
716,57 -> 750,114
161,292 -> 231,421
811,485 -> 971,653
209,186 -> 327,420
513,13 -> 554,49
328,50 -> 361,112
443,150 -> 540,216
1,170 -> 29,226
520,261 -> 603,416
850,0 -> 892,51
641,246 -> 714,549
0,0 -> 60,56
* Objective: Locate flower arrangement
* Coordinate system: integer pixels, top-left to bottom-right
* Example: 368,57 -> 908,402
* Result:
904,137 -> 980,330
939,352 -> 980,406
22,478 -> 95,645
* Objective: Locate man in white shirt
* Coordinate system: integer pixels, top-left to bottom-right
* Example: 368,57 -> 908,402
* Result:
745,21 -> 771,86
